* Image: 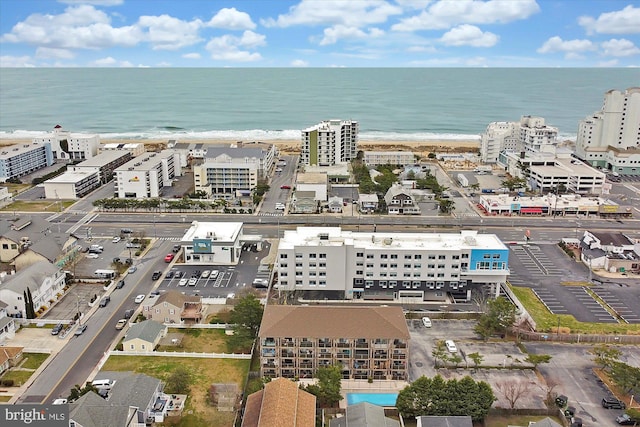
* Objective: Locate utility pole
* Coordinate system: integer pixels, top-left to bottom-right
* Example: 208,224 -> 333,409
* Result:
76,295 -> 82,326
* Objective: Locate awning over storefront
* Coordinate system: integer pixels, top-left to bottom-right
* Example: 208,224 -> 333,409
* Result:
520,207 -> 543,214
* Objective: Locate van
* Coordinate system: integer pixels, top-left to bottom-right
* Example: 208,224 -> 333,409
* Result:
91,379 -> 114,389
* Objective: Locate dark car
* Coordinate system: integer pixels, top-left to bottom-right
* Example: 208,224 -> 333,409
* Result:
51,323 -> 64,335
99,296 -> 110,307
172,244 -> 181,253
121,228 -> 133,234
617,414 -> 635,425
124,309 -> 134,319
165,270 -> 175,279
74,324 -> 87,336
115,280 -> 125,289
603,397 -> 626,409
151,271 -> 162,280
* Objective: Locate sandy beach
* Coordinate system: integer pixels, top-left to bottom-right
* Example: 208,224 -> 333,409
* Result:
0,138 -> 480,156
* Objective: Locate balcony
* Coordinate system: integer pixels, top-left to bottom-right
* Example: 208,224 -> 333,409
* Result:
336,352 -> 351,359
281,351 -> 295,358
280,340 -> 295,347
336,342 -> 351,348
299,361 -> 313,369
393,340 -> 407,348
392,353 -> 407,360
299,341 -> 313,347
355,342 -> 369,349
318,340 -> 332,348
319,353 -> 332,359
262,339 -> 276,347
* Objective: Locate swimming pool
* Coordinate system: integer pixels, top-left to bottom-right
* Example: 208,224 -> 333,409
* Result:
346,392 -> 398,407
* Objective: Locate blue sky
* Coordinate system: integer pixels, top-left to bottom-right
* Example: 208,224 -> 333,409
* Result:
1,0 -> 639,67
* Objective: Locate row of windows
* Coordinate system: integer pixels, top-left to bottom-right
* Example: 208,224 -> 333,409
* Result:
279,280 -> 327,287
281,252 -> 471,260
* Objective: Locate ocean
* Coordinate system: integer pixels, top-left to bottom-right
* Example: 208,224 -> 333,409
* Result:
0,68 -> 638,141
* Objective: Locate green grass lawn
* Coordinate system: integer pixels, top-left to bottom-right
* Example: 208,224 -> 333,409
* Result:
1,200 -> 76,212
20,353 -> 50,370
510,285 -> 640,334
101,356 -> 249,427
0,369 -> 33,386
157,328 -> 229,353
0,396 -> 12,402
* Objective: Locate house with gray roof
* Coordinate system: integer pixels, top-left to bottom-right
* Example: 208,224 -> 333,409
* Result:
0,300 -> 18,343
330,402 -> 399,427
291,191 -> 318,214
143,290 -> 204,324
384,183 -> 420,215
123,320 -> 166,353
416,416 -> 473,427
70,372 -> 169,426
0,261 -> 65,317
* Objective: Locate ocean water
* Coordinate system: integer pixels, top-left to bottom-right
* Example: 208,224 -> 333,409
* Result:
0,68 -> 638,141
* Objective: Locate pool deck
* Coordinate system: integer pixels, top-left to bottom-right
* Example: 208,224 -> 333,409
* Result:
340,380 -> 409,408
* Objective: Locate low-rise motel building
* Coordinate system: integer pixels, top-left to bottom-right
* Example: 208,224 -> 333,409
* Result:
276,227 -> 509,302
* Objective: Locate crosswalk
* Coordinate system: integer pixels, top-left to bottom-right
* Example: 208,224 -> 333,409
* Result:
258,212 -> 284,216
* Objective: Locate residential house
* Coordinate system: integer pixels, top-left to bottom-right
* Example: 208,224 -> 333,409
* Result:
0,346 -> 23,375
0,261 -> 66,318
384,184 -> 420,215
242,377 -> 316,427
144,290 -> 204,324
328,196 -> 343,213
0,301 -> 18,343
291,191 -> 318,214
258,305 -> 410,381
70,371 -> 171,426
416,416 -> 473,427
330,402 -> 400,427
357,194 -> 378,214
581,230 -> 640,273
122,320 -> 166,353
526,418 -> 563,427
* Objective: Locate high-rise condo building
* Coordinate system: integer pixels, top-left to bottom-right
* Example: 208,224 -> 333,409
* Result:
301,120 -> 358,166
575,87 -> 640,175
480,116 -> 558,163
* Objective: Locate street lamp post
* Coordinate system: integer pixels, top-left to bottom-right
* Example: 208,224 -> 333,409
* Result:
76,295 -> 82,326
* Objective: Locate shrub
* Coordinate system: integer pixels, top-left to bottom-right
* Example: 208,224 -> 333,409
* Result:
2,379 -> 15,387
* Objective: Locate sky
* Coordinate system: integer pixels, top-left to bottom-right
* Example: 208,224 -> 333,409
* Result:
0,0 -> 639,67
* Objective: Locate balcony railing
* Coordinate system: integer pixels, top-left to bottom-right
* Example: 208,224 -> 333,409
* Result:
392,354 -> 406,359
336,342 -> 351,348
300,341 -> 313,347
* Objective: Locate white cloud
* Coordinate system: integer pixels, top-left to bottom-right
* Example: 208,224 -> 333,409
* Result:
406,45 -> 437,53
58,0 -> 123,5
601,38 -> 640,57
182,52 -> 201,59
91,56 -> 117,65
579,5 -> 640,35
262,0 -> 402,28
207,7 -> 256,30
137,15 -> 203,50
35,47 -> 75,59
394,0 -> 434,9
291,59 -> 309,67
0,55 -> 35,67
319,25 -> 384,45
392,0 -> 539,31
1,5 -> 141,49
439,24 -> 498,47
537,36 -> 595,58
597,59 -> 619,67
205,30 -> 265,62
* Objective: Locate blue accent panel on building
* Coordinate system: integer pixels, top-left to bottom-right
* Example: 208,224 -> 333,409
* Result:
469,249 -> 509,271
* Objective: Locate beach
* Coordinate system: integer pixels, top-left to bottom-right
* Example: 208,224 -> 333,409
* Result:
0,138 -> 480,156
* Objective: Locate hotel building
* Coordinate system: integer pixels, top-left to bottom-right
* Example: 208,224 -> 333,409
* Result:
114,150 -> 181,198
480,116 -> 558,164
70,150 -> 133,183
276,227 -> 509,302
33,125 -> 100,160
0,142 -> 54,182
364,151 -> 415,166
575,87 -> 640,175
259,305 -> 410,381
193,155 -> 259,199
301,120 -> 358,166
44,170 -> 101,199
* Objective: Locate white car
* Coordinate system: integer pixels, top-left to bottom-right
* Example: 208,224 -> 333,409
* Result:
112,236 -> 121,243
178,278 -> 188,287
275,168 -> 283,173
445,340 -> 457,353
134,294 -> 145,304
210,270 -> 219,278
201,270 -> 210,279
188,277 -> 198,286
86,253 -> 99,259
422,317 -> 432,328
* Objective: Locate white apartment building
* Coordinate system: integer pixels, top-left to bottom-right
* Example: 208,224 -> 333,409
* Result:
98,142 -> 146,157
575,87 -> 640,175
44,170 -> 101,199
178,221 -> 244,265
364,151 -> 415,166
193,155 -> 259,199
276,227 -> 509,302
114,150 -> 181,198
498,150 -> 605,194
70,151 -> 132,183
33,125 -> 100,160
0,261 -> 66,318
0,142 -> 54,182
301,120 -> 358,166
480,116 -> 558,163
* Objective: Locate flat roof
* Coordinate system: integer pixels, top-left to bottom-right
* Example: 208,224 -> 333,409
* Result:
115,150 -> 176,172
297,172 -> 328,184
181,221 -> 243,242
45,170 -> 98,183
279,227 -> 506,251
75,150 -> 130,167
0,142 -> 46,159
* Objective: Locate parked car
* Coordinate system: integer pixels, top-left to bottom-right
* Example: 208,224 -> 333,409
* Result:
74,324 -> 87,336
616,414 -> 635,425
602,397 -> 626,409
174,270 -> 184,278
165,270 -> 175,279
422,317 -> 432,328
112,236 -> 121,243
52,399 -> 67,405
115,280 -> 125,289
99,296 -> 110,307
210,270 -> 219,278
115,319 -> 127,330
178,278 -> 188,287
280,185 -> 291,189
51,323 -> 64,335
134,294 -> 145,304
128,266 -> 137,274
121,228 -> 133,234
201,270 -> 210,279
164,253 -> 174,262
126,242 -> 141,249
444,340 -> 457,353
188,277 -> 198,286
151,271 -> 162,280
86,253 -> 99,259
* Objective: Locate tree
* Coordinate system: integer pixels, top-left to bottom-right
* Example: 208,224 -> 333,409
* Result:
447,353 -> 463,368
473,297 -> 516,341
438,199 -> 455,214
468,352 -> 484,370
495,379 -> 531,409
432,341 -> 448,368
229,294 -> 263,336
67,383 -> 98,402
590,344 -> 622,371
525,353 -> 552,368
165,366 -> 191,394
501,177 -> 527,191
610,361 -> 640,394
303,365 -> 342,407
396,375 -> 495,421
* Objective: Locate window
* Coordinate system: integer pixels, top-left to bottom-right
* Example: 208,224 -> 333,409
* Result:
319,263 -> 326,268
367,254 -> 374,259
1,244 -> 7,249
380,254 -> 388,259
281,280 -> 288,286
309,271 -> 316,276
428,255 -> 436,260
319,253 -> 327,259
356,270 -> 363,275
437,273 -> 445,277
438,264 -> 445,269
415,255 -> 422,259
452,255 -> 460,260
309,262 -> 316,268
280,263 -> 287,268
280,254 -> 288,259
280,272 -> 288,277
483,254 -> 491,259
380,263 -> 388,268
319,272 -> 326,276
380,272 -> 387,277
404,263 -> 411,268
295,280 -> 303,286
130,344 -> 135,350
492,254 -> 501,259
391,254 -> 398,259
141,344 -> 146,350
309,253 -> 317,258
309,280 -> 316,286
357,252 -> 364,257
295,271 -> 302,276
356,262 -> 363,266
405,255 -> 412,259
379,280 -> 387,287
462,254 -> 469,259
319,280 -> 326,286
296,262 -> 303,267
390,263 -> 397,268
427,273 -> 435,278
366,263 -> 374,268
